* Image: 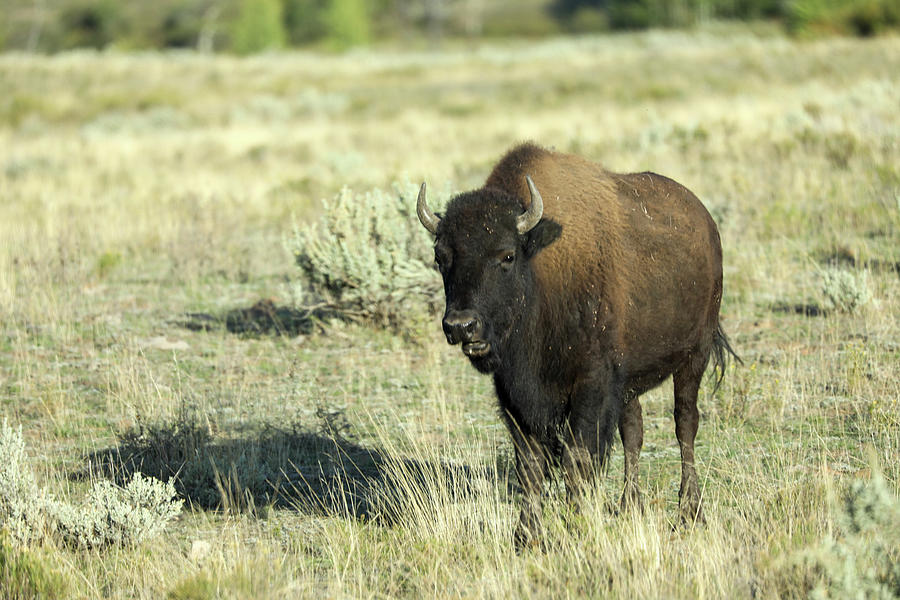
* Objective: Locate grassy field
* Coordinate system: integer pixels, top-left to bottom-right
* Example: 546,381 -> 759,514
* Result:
1,25 -> 899,598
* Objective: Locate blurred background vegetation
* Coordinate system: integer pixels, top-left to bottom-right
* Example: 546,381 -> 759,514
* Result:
1,0 -> 898,54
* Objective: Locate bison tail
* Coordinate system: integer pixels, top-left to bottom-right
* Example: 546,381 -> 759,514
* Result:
710,323 -> 742,394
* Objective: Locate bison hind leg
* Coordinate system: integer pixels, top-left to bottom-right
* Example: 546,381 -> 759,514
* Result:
672,349 -> 711,525
618,394 -> 644,513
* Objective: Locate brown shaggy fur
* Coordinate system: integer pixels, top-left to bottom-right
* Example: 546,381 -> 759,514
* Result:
486,143 -> 724,393
423,142 -> 737,549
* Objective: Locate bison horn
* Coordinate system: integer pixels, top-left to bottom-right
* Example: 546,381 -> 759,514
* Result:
517,175 -> 544,234
416,182 -> 440,235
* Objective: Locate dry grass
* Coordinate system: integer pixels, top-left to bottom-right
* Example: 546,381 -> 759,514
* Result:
1,26 -> 899,598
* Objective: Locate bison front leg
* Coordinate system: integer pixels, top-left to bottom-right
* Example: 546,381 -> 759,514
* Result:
509,427 -> 548,551
563,366 -> 625,512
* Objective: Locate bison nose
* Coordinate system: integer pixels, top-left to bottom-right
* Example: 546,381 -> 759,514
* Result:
442,311 -> 481,345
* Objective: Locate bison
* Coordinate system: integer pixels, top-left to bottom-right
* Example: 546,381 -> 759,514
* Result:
416,142 -> 738,548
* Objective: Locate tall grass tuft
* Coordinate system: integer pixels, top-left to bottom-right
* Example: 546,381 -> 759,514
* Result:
781,460 -> 900,597
0,533 -> 67,600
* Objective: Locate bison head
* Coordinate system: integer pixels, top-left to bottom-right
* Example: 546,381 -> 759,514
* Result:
417,177 -> 562,373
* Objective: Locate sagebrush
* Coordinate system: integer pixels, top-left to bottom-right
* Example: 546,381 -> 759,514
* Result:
0,420 -> 182,550
783,464 -> 900,598
821,268 -> 872,314
0,421 -> 49,545
289,181 -> 442,330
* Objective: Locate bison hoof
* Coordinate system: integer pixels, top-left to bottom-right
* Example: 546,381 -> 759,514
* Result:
618,490 -> 644,515
678,500 -> 705,527
513,520 -> 544,553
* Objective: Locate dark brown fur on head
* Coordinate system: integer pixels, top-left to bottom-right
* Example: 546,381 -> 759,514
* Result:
433,187 -> 562,375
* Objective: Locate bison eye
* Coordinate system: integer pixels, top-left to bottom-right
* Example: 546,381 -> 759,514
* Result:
499,252 -> 515,268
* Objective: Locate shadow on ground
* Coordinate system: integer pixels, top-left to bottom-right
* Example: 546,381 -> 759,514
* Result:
770,301 -> 828,317
75,411 -> 507,522
178,298 -> 347,336
818,249 -> 900,278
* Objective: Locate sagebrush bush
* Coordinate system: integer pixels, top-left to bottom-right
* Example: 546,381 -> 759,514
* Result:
289,181 -> 442,330
0,420 -> 182,550
821,268 -> 872,313
49,474 -> 182,549
785,466 -> 900,598
0,421 -> 49,545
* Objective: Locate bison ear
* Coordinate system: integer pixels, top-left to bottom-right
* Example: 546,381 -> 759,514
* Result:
523,218 -> 562,259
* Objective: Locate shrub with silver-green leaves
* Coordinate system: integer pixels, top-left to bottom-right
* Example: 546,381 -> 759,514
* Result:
0,420 -> 182,550
49,473 -> 182,549
786,466 -> 900,598
822,268 -> 872,313
0,421 -> 49,545
289,181 -> 442,329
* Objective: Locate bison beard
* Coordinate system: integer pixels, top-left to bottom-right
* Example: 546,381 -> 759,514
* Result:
417,143 -> 738,550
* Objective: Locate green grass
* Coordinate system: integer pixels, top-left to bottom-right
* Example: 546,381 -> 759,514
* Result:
1,27 -> 899,598
0,533 -> 68,600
